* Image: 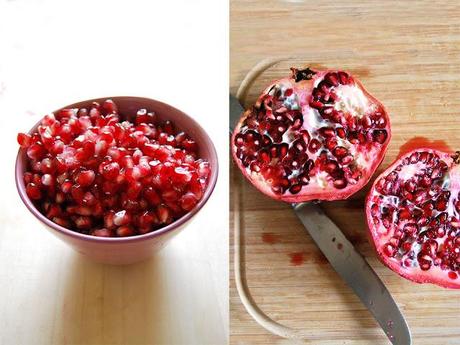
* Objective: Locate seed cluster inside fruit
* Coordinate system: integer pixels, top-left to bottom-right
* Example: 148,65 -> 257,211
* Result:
233,70 -> 389,198
368,150 -> 460,280
18,99 -> 210,237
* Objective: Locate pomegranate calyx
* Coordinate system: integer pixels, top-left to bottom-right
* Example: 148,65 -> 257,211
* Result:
290,67 -> 316,82
452,151 -> 460,164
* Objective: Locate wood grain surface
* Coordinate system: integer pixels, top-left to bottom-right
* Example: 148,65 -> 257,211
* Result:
230,1 -> 460,344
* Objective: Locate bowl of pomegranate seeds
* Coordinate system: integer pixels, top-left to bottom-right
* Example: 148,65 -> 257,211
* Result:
15,97 -> 218,264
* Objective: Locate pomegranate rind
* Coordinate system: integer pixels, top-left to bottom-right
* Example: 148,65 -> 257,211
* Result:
231,69 -> 391,203
366,148 -> 460,289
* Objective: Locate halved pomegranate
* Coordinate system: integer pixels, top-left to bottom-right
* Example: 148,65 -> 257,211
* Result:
17,99 -> 211,237
366,148 -> 460,289
231,67 -> 391,202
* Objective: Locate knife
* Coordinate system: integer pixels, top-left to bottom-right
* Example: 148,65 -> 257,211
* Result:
230,94 -> 411,345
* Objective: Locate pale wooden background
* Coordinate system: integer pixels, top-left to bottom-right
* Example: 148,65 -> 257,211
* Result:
230,1 -> 460,344
0,0 -> 228,344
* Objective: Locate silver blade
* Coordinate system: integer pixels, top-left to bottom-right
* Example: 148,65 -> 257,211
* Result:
230,94 -> 244,132
293,202 -> 411,345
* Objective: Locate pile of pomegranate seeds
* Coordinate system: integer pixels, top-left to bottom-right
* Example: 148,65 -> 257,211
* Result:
18,99 -> 210,237
367,149 -> 460,288
231,68 -> 391,202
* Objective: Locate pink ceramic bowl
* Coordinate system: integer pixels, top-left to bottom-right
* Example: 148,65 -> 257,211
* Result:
15,96 -> 218,264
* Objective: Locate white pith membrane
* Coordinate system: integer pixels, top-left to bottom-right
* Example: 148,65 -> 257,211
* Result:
232,70 -> 390,201
368,150 -> 460,286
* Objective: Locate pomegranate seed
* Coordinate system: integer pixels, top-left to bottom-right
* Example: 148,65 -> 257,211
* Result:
139,211 -> 158,228
27,143 -> 46,160
104,210 -> 116,229
157,205 -> 171,224
75,216 -> 92,229
26,183 -> 42,200
113,210 -> 131,226
17,133 -> 32,148
308,139 -> 321,153
102,99 -> 117,114
75,170 -> 95,187
41,174 -> 53,186
383,243 -> 396,257
101,162 -> 120,180
46,204 -> 62,219
53,217 -> 70,228
71,184 -> 85,203
92,228 -> 113,237
144,187 -> 161,205
372,130 -> 388,144
182,139 -> 198,152
180,193 -> 198,211
116,226 -> 135,237
134,109 -> 150,124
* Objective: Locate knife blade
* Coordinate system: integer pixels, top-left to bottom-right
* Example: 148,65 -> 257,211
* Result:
230,94 -> 411,345
293,202 -> 411,345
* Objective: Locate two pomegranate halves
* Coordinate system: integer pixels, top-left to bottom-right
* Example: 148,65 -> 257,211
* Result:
231,67 -> 391,202
366,149 -> 460,289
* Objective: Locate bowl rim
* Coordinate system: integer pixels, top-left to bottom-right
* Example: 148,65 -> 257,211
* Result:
15,96 -> 219,244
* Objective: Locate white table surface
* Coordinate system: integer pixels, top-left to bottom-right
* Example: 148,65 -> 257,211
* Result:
0,0 -> 228,344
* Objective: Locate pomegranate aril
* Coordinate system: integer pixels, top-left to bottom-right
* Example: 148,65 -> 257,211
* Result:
46,204 -> 62,219
116,226 -> 135,237
75,216 -> 92,229
417,253 -> 433,271
157,205 -> 171,224
179,193 -> 198,211
75,170 -> 95,187
41,174 -> 53,187
144,187 -> 161,206
308,139 -> 321,153
333,179 -> 347,189
27,143 -> 46,160
53,217 -> 70,228
17,133 -> 32,148
139,211 -> 158,228
383,243 -> 396,257
26,183 -> 42,200
101,162 -> 120,180
371,130 -> 387,144
70,184 -> 85,203
332,146 -> 348,158
135,109 -> 156,125
182,139 -> 198,152
101,99 -> 117,114
112,210 -> 130,226
92,228 -> 113,237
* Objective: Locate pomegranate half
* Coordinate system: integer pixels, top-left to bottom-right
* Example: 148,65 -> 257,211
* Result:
231,67 -> 391,202
366,148 -> 460,289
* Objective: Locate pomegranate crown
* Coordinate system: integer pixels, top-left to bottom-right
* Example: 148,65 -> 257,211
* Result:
290,67 -> 316,82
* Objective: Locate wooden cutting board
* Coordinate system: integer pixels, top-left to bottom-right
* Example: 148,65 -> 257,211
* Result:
230,2 -> 460,344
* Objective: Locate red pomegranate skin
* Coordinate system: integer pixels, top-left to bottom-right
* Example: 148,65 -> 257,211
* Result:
231,67 -> 391,203
17,99 -> 211,237
366,148 -> 460,289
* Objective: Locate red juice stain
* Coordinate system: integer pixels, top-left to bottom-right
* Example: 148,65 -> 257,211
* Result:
261,232 -> 278,244
288,252 -> 305,266
398,136 -> 453,157
337,243 -> 343,250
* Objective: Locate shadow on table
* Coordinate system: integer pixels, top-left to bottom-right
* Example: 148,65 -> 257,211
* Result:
53,252 -> 193,345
